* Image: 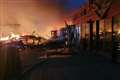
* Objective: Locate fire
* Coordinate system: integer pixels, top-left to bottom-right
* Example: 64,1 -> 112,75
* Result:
118,30 -> 120,34
0,32 -> 20,41
0,36 -> 9,41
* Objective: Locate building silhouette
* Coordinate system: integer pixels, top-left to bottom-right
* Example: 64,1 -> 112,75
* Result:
72,0 -> 120,62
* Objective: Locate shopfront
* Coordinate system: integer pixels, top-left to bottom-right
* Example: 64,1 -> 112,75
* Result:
72,0 -> 120,57
113,15 -> 120,53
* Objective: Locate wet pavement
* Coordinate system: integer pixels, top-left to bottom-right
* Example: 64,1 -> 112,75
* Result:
1,44 -> 120,80
21,54 -> 120,80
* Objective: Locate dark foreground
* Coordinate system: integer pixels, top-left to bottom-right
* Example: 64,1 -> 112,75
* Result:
1,45 -> 120,80
21,53 -> 120,80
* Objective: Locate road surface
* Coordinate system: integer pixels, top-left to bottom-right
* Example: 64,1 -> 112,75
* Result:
21,54 -> 120,80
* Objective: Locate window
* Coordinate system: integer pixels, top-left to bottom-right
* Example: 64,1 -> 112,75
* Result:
103,18 -> 112,51
113,15 -> 120,51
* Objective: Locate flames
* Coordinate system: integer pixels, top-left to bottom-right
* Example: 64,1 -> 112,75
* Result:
0,32 -> 20,41
118,30 -> 120,34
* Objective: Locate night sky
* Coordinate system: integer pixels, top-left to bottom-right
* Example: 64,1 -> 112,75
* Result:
65,0 -> 86,11
0,0 -> 85,38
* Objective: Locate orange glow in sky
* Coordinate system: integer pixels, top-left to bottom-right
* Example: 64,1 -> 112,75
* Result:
0,0 -> 69,38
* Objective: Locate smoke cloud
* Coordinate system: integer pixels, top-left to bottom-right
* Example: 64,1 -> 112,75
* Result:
0,0 -> 68,38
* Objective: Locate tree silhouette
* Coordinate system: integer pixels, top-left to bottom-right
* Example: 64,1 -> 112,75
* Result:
90,0 -> 113,19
